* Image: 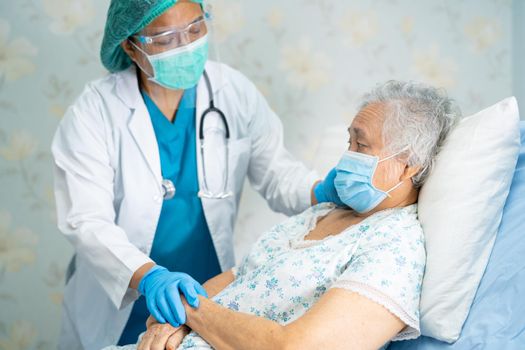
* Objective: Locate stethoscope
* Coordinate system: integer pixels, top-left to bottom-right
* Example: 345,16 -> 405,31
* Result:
161,70 -> 233,200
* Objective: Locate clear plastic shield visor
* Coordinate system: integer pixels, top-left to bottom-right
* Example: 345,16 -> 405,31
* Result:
128,4 -> 222,89
133,15 -> 208,51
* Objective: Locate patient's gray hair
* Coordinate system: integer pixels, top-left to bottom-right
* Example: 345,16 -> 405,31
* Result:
360,80 -> 460,188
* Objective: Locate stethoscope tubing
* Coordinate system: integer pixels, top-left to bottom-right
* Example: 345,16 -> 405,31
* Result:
162,70 -> 232,200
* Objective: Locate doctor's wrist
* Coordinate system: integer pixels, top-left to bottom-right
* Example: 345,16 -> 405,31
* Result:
130,262 -> 156,291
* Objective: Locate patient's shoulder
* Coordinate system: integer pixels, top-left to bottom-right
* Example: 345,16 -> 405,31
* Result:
373,204 -> 422,232
364,204 -> 425,251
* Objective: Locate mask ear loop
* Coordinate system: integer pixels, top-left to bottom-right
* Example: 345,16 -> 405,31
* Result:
128,39 -> 156,80
377,148 -> 410,198
377,147 -> 408,163
384,181 -> 405,197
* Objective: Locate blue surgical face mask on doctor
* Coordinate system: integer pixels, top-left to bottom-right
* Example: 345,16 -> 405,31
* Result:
334,150 -> 406,213
130,34 -> 209,90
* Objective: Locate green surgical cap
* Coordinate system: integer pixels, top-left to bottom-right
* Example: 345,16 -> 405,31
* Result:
101,0 -> 204,73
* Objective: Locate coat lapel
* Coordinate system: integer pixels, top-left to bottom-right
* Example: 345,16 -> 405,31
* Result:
116,66 -> 162,183
128,103 -> 162,183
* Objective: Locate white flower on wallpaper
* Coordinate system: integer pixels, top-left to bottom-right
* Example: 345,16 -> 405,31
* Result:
43,261 -> 66,305
0,19 -> 38,82
413,45 -> 458,89
209,1 -> 245,42
464,17 -> 502,52
280,38 -> 331,91
266,7 -> 284,29
0,130 -> 37,161
401,16 -> 414,35
0,320 -> 38,350
339,10 -> 379,47
0,211 -> 38,273
42,0 -> 95,35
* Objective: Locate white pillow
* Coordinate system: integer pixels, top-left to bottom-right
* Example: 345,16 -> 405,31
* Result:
418,97 -> 521,342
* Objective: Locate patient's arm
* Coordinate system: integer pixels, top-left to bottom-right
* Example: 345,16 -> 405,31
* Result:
202,269 -> 235,298
139,270 -> 235,350
184,288 -> 405,350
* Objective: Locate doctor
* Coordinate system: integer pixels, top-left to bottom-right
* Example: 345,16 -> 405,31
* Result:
51,0 -> 342,349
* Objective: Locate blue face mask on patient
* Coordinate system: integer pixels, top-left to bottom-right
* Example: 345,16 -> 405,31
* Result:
334,150 -> 405,213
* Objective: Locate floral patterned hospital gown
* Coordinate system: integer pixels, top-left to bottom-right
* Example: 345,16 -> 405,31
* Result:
106,203 -> 426,350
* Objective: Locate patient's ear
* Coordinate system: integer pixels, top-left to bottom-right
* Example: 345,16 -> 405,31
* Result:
399,164 -> 421,182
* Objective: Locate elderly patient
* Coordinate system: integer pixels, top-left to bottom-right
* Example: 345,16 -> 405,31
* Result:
106,80 -> 459,350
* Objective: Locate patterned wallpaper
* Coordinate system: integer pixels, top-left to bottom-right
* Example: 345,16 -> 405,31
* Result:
0,0 -> 514,348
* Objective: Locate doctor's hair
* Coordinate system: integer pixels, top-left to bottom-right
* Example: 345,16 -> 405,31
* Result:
360,80 -> 461,188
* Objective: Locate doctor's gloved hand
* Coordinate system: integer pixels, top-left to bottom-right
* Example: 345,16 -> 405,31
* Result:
138,265 -> 208,327
314,168 -> 346,207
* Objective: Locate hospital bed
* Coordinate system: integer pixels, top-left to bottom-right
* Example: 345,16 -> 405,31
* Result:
106,122 -> 525,350
388,120 -> 525,349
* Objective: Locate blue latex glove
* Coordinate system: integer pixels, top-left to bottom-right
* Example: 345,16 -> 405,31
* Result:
314,168 -> 346,207
138,265 -> 208,327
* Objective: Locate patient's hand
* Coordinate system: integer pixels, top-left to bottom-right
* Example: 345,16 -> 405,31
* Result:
137,315 -> 190,350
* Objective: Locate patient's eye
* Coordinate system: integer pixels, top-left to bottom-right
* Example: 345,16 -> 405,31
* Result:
357,142 -> 368,149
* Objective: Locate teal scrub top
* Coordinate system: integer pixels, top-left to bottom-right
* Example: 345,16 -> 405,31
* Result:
118,87 -> 222,345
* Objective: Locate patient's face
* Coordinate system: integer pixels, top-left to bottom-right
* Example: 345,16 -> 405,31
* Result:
347,103 -> 407,192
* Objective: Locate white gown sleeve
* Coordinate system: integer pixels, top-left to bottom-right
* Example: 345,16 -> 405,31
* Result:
331,207 -> 426,341
52,87 -> 152,310
232,68 -> 319,216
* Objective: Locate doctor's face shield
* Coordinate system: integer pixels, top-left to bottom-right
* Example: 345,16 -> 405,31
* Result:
126,2 -> 222,91
132,10 -> 209,54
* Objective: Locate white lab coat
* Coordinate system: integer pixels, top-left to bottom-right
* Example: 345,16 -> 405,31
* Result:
51,61 -> 318,350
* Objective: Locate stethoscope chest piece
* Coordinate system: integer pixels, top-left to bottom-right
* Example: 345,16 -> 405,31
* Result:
161,179 -> 176,200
